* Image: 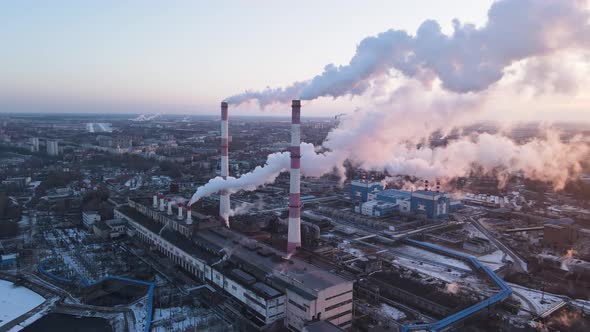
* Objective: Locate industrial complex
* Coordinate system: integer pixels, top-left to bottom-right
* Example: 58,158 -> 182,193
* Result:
1,101 -> 590,332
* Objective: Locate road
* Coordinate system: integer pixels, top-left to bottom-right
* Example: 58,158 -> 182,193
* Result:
454,213 -> 528,273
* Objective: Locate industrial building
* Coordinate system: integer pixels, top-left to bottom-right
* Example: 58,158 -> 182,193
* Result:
543,218 -> 590,249
115,197 -> 354,331
110,101 -> 353,331
350,179 -> 383,204
352,186 -> 450,220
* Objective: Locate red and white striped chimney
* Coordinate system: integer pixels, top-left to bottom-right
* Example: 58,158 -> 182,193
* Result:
219,101 -> 230,225
177,203 -> 183,220
186,205 -> 193,224
287,100 -> 302,255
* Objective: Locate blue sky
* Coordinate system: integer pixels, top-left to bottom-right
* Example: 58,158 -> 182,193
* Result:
1,0 -> 548,116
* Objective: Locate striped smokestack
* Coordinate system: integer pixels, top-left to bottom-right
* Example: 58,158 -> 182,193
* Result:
219,101 -> 230,225
186,205 -> 193,224
287,100 -> 302,255
177,203 -> 183,220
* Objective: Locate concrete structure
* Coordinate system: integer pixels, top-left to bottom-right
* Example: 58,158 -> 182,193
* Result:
463,237 -> 494,254
543,218 -> 581,249
288,100 -> 302,255
167,199 -> 173,215
219,101 -> 230,225
105,218 -> 127,238
82,211 -> 101,229
152,192 -> 158,208
115,198 -> 353,331
177,202 -> 183,220
92,220 -> 111,239
46,139 -> 59,156
359,200 -> 398,217
374,189 -> 411,214
186,205 -> 192,224
410,190 -> 450,219
159,195 -> 165,212
350,180 -> 383,204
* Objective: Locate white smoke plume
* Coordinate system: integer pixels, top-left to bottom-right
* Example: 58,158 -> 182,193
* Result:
227,0 -> 590,105
189,143 -> 342,205
190,0 -> 590,205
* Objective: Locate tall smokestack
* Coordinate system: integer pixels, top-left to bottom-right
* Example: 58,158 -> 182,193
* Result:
153,192 -> 158,208
186,205 -> 193,224
219,101 -> 230,225
287,100 -> 302,255
167,199 -> 173,215
177,203 -> 183,220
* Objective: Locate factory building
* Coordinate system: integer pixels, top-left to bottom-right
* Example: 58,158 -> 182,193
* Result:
410,190 -> 450,219
82,211 -> 101,229
115,197 -> 354,331
374,189 -> 411,214
350,179 -> 383,204
358,200 -> 398,217
352,186 -> 450,219
543,218 -> 590,249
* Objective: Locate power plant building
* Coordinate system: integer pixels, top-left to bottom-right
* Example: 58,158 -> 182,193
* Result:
115,198 -> 354,331
352,185 -> 450,219
350,180 -> 383,203
409,190 -> 450,219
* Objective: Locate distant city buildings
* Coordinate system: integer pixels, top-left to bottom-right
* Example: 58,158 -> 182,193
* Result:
46,139 -> 59,156
30,137 -> 39,152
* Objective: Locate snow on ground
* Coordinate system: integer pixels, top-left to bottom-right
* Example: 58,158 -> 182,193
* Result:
379,303 -> 407,321
151,307 -> 220,332
129,298 -> 148,332
0,280 -> 45,328
509,283 -> 565,315
392,255 -> 469,283
478,250 -> 511,271
395,245 -> 471,270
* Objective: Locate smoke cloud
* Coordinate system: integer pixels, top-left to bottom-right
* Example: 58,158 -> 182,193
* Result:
190,0 -> 590,205
227,0 -> 590,106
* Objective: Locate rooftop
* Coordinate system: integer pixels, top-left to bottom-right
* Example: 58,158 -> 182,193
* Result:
195,227 -> 352,297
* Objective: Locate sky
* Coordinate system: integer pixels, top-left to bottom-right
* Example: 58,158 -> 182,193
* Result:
0,0 -> 588,120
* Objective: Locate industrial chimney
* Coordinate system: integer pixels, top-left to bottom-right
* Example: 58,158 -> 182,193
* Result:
219,101 -> 230,225
159,194 -> 165,212
177,203 -> 183,220
153,192 -> 158,209
287,100 -> 302,255
186,205 -> 193,224
167,199 -> 173,215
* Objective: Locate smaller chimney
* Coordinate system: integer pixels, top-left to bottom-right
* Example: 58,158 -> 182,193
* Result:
177,203 -> 183,220
186,205 -> 192,224
159,195 -> 165,212
167,199 -> 173,215
153,192 -> 158,208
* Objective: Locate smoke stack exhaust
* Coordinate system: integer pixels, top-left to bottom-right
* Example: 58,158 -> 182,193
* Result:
220,101 -> 230,226
287,100 -> 302,255
167,199 -> 173,215
178,203 -> 183,220
153,192 -> 158,208
159,195 -> 165,212
186,205 -> 193,224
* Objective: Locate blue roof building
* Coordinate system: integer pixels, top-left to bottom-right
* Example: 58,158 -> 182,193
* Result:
410,190 -> 450,219
350,180 -> 383,204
